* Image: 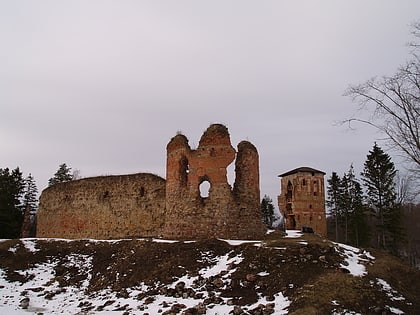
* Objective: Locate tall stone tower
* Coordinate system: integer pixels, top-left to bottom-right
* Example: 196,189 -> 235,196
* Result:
278,167 -> 327,236
163,124 -> 265,239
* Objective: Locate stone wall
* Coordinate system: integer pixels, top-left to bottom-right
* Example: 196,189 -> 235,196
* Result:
163,124 -> 265,239
37,124 -> 266,240
278,168 -> 327,236
37,173 -> 166,239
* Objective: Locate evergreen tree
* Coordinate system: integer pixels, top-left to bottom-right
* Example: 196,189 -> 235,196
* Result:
21,174 -> 38,237
344,165 -> 369,247
326,172 -> 341,242
361,143 -> 400,251
338,164 -> 368,245
0,167 -> 25,238
338,171 -> 351,243
23,173 -> 38,212
261,195 -> 275,228
48,163 -> 73,187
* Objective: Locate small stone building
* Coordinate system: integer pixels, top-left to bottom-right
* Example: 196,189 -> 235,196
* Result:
278,167 -> 327,236
37,124 -> 266,240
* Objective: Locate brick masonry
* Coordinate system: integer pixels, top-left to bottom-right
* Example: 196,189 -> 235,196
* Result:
37,124 -> 266,240
277,167 -> 327,236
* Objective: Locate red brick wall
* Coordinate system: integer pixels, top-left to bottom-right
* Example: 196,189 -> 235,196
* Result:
37,124 -> 265,240
37,173 -> 166,239
278,171 -> 327,236
163,124 -> 265,239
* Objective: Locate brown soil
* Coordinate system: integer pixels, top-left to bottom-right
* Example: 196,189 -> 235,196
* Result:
0,232 -> 419,314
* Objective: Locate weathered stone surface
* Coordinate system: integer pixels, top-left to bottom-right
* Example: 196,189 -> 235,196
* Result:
163,124 -> 265,240
278,167 -> 327,236
37,173 -> 166,239
37,124 -> 265,240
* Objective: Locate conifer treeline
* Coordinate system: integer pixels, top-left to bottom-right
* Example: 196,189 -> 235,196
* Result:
0,168 -> 38,238
0,163 -> 75,239
326,143 -> 404,254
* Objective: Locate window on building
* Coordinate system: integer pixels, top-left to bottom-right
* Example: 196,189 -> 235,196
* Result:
199,178 -> 211,198
179,156 -> 189,186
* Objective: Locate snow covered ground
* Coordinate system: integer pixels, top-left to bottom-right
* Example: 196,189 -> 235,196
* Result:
0,238 -> 290,315
0,232 -> 412,315
334,242 -> 374,277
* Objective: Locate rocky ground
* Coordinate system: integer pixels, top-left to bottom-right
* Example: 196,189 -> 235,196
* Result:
0,230 -> 419,314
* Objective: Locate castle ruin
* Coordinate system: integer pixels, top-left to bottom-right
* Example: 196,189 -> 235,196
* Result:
278,167 -> 327,236
37,124 -> 266,240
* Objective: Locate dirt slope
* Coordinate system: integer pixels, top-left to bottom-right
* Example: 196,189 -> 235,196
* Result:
0,231 -> 418,314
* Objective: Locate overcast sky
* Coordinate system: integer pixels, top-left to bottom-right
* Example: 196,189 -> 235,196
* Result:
1,1 -> 419,208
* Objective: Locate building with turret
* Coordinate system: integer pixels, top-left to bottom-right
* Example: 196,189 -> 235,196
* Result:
278,167 -> 327,236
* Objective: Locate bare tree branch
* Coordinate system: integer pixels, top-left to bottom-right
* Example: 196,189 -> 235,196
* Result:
344,22 -> 420,176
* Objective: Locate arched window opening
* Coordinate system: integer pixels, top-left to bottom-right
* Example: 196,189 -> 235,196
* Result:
179,156 -> 189,186
227,161 -> 235,188
199,180 -> 211,198
286,180 -> 293,200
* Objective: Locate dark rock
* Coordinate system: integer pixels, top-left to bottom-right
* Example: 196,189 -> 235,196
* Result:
175,281 -> 186,292
212,278 -> 224,287
246,274 -> 257,282
19,297 -> 30,309
233,305 -> 244,314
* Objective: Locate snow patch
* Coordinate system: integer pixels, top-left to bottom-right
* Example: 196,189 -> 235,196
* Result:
335,243 -> 375,277
376,278 -> 406,301
387,306 -> 405,314
200,252 -> 243,278
247,292 -> 289,315
284,230 -> 302,238
21,239 -> 39,253
219,239 -> 261,246
151,238 -> 179,243
332,309 -> 361,315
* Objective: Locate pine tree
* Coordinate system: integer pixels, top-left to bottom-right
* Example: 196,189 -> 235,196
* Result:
338,164 -> 368,245
0,167 -> 25,238
326,172 -> 341,242
338,171 -> 351,243
361,143 -> 400,251
261,195 -> 275,228
23,174 -> 38,212
48,163 -> 74,187
344,165 -> 369,247
21,174 -> 38,237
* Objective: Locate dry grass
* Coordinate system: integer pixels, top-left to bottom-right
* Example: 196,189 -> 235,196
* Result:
0,234 -> 419,314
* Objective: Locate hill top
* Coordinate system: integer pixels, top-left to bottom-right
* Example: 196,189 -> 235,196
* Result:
0,231 -> 419,314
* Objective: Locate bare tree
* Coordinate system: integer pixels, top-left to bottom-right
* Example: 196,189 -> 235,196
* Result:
395,171 -> 418,204
344,22 -> 420,177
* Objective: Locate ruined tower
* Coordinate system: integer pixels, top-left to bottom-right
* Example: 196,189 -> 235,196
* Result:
36,124 -> 265,240
163,124 -> 265,239
278,167 -> 327,236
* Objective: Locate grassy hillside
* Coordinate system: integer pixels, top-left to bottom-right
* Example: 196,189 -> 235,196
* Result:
0,231 -> 419,314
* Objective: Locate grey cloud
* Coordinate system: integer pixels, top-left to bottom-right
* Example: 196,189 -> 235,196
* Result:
1,0 -> 419,207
